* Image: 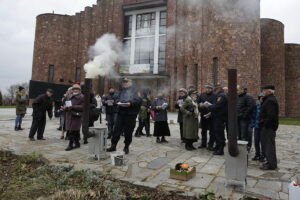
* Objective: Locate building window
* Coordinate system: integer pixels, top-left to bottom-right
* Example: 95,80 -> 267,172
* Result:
212,57 -> 219,85
48,65 -> 54,83
121,7 -> 167,74
75,67 -> 81,82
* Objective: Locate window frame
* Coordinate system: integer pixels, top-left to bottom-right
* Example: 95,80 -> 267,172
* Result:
48,64 -> 54,83
124,7 -> 167,74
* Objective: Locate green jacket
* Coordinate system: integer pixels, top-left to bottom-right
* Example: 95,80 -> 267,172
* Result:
15,91 -> 28,115
138,97 -> 150,120
180,96 -> 199,140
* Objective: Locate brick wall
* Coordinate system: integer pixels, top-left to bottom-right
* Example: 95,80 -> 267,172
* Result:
285,44 -> 300,117
261,18 -> 286,116
32,0 -> 261,110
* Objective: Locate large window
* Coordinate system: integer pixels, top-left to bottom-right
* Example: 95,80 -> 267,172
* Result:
121,7 -> 167,74
48,65 -> 54,83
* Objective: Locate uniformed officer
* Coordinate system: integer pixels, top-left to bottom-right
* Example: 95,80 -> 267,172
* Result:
200,85 -> 228,155
107,78 -> 141,154
197,84 -> 217,149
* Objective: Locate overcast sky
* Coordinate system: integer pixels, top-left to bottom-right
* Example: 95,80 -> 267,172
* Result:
0,0 -> 299,94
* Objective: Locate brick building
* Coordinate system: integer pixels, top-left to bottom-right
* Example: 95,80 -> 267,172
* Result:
31,0 -> 300,117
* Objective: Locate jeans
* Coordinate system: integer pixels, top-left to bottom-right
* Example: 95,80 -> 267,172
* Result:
254,128 -> 265,157
15,114 -> 24,127
238,119 -> 249,141
106,113 -> 117,137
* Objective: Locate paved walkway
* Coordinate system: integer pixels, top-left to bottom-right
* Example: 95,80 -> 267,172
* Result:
0,109 -> 299,200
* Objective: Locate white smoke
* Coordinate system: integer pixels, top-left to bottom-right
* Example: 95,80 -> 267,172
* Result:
84,33 -> 123,79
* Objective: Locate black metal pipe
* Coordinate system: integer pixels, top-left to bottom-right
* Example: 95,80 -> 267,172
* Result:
82,78 -> 92,137
228,69 -> 239,157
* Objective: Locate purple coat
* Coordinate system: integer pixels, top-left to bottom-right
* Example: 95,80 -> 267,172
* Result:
65,93 -> 84,131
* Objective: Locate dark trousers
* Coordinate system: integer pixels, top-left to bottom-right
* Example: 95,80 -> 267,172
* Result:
29,117 -> 46,139
254,128 -> 265,157
69,130 -> 80,141
201,118 -> 212,147
135,117 -> 150,135
247,126 -> 253,149
238,118 -> 249,141
179,122 -> 183,140
106,113 -> 117,137
111,114 -> 137,147
212,117 -> 226,150
261,128 -> 277,168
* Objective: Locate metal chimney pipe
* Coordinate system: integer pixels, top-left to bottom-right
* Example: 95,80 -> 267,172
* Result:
82,78 -> 92,137
227,69 -> 239,157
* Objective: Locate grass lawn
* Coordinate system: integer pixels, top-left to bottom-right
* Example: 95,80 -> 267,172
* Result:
0,106 -> 15,109
279,118 -> 300,126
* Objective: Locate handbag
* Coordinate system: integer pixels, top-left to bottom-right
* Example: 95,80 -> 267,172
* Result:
71,110 -> 82,117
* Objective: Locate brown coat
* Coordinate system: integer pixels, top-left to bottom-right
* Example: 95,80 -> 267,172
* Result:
15,91 -> 28,115
65,93 -> 84,131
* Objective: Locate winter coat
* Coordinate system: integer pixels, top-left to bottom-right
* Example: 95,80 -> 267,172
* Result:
151,97 -> 168,122
102,93 -> 119,114
208,90 -> 228,119
260,94 -> 279,131
175,95 -> 187,123
138,96 -> 151,120
237,92 -> 255,120
65,93 -> 84,131
197,92 -> 217,116
180,96 -> 199,140
117,86 -> 142,115
15,91 -> 28,115
32,94 -> 53,120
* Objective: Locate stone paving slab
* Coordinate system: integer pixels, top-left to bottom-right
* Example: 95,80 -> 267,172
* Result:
0,109 -> 299,199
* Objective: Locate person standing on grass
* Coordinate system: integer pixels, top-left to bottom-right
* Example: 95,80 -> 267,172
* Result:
15,86 -> 28,131
152,92 -> 170,143
28,89 -> 54,141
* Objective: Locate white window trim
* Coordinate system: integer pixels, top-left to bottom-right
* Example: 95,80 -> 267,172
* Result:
124,7 -> 166,75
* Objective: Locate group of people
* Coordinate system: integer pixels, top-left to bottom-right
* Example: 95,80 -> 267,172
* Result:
173,83 -> 279,170
17,77 -> 279,170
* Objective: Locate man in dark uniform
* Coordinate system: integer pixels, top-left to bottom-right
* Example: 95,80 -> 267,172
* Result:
102,87 -> 119,139
29,89 -> 54,141
107,78 -> 141,154
260,85 -> 279,170
175,88 -> 188,142
200,85 -> 228,155
198,84 -> 217,149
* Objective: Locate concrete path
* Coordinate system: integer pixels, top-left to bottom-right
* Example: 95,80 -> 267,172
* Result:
0,108 -> 299,200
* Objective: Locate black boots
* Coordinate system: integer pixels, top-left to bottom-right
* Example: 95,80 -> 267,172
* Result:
74,139 -> 80,149
107,145 -> 117,152
123,146 -> 129,154
160,136 -> 168,143
213,147 -> 224,156
14,127 -> 18,131
65,139 -> 74,151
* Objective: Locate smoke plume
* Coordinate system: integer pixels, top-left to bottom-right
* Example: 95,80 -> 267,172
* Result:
84,34 -> 123,79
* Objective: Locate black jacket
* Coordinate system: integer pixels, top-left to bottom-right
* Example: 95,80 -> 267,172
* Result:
198,92 -> 217,116
102,93 -> 119,114
208,90 -> 228,119
32,94 -> 53,119
175,95 -> 187,123
237,92 -> 255,120
152,97 -> 168,122
260,94 -> 279,131
117,86 -> 141,115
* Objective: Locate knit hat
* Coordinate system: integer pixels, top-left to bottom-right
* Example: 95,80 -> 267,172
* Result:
18,86 -> 24,91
